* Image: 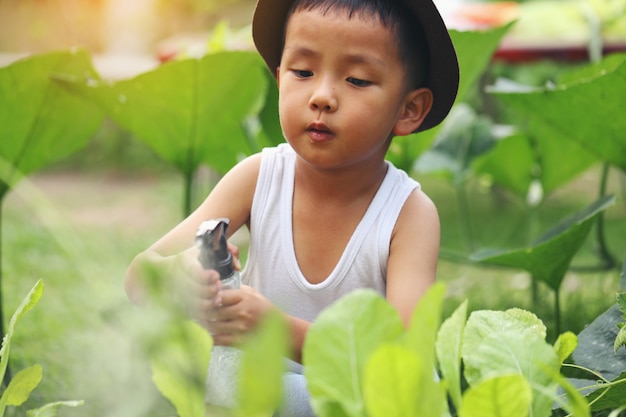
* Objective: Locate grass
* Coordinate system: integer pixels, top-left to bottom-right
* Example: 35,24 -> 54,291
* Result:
2,154 -> 625,416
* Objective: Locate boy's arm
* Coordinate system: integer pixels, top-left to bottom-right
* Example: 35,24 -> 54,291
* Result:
124,153 -> 262,304
385,188 -> 440,327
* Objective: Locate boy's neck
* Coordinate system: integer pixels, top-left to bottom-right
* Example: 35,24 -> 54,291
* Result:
293,156 -> 389,202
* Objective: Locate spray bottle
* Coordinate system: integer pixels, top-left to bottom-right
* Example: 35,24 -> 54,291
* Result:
195,218 -> 241,408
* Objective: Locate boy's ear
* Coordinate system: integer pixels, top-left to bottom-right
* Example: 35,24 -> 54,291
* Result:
393,88 -> 433,136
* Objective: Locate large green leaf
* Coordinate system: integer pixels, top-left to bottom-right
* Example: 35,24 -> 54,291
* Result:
363,343 -> 438,417
55,51 -> 270,175
462,309 -> 560,417
574,304 -> 626,382
489,53 -> 626,172
0,49 -> 103,190
303,289 -> 404,417
386,25 -> 511,172
470,195 -> 615,291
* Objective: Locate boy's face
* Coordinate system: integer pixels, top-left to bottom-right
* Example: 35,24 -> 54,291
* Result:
277,7 -> 432,170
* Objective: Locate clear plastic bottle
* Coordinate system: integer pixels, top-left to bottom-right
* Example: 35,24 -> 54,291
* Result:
195,218 -> 241,408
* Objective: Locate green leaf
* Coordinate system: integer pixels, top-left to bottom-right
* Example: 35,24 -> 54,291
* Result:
584,372 -> 626,412
303,289 -> 404,417
450,24 -> 513,104
573,304 -> 626,382
472,132 -> 535,198
436,300 -> 468,411
364,343 -> 444,417
234,310 -> 289,417
0,280 -> 44,388
0,364 -> 42,409
406,282 -> 446,365
0,49 -> 103,190
489,53 -> 626,171
458,374 -> 531,417
257,70 -> 282,147
462,309 -> 559,417
56,51 -> 269,175
554,331 -> 578,364
150,320 -> 213,417
404,283 -> 447,416
470,195 -> 615,291
26,401 -> 84,417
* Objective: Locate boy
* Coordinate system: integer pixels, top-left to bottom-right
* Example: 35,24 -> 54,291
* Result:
125,0 -> 458,414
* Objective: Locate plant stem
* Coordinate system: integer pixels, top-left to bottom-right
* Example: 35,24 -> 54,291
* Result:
596,163 -> 617,270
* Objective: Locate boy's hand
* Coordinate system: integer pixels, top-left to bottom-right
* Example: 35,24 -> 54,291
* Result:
204,285 -> 275,346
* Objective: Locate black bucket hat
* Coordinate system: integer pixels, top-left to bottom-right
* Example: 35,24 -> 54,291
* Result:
252,0 -> 459,132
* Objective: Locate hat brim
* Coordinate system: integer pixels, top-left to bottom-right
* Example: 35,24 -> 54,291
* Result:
252,0 -> 459,132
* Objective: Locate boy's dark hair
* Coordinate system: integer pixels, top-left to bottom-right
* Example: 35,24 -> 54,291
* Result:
253,0 -> 459,132
287,0 -> 428,90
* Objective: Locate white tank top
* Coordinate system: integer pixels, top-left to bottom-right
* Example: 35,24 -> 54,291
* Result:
241,144 -> 420,323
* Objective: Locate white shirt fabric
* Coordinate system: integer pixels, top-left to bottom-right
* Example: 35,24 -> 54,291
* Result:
241,143 -> 421,323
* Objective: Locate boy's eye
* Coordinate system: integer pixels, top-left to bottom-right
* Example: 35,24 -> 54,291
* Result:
347,77 -> 371,87
293,70 -> 313,78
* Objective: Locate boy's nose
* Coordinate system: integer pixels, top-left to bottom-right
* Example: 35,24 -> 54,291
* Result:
309,81 -> 337,112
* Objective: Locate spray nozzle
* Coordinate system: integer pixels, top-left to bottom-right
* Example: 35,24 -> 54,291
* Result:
196,218 -> 234,280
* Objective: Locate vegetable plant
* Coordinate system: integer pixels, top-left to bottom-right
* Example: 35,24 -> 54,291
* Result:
301,283 -> 626,417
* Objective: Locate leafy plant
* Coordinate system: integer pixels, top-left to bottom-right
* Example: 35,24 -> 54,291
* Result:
301,283 -> 626,417
55,51 -> 280,217
0,280 -> 83,416
487,52 -> 626,269
303,284 -> 446,417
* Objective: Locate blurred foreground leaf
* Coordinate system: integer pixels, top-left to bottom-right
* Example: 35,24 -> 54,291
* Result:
151,320 -> 212,417
235,310 -> 289,417
303,289 -> 404,417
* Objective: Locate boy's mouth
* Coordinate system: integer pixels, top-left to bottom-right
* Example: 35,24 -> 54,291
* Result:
306,122 -> 332,134
306,122 -> 334,142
